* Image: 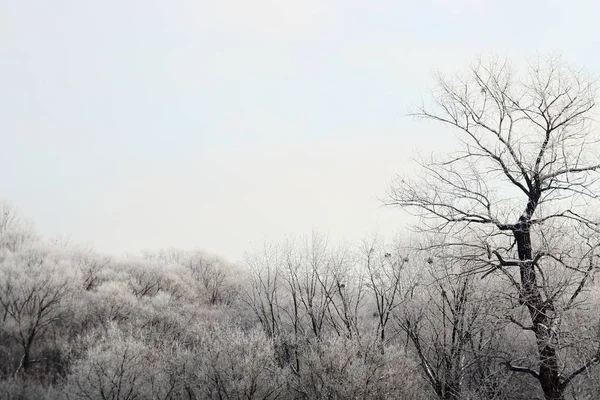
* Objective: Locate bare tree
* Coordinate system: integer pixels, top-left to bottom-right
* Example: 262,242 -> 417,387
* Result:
0,247 -> 70,376
0,202 -> 37,253
125,261 -> 166,299
0,202 -> 18,236
71,248 -> 111,291
183,253 -> 236,306
294,232 -> 336,340
395,259 -> 504,400
320,246 -> 367,340
245,233 -> 337,340
387,57 -> 600,400
245,243 -> 283,338
68,328 -> 149,400
362,237 -> 413,351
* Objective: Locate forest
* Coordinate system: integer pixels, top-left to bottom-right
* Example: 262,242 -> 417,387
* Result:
2,59 -> 600,400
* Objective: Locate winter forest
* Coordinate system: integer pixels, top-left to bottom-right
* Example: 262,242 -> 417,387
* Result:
3,59 -> 600,400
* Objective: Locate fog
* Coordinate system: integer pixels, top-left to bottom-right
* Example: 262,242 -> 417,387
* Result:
3,2 -> 600,399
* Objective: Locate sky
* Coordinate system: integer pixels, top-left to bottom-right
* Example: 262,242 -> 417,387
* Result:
2,0 -> 600,262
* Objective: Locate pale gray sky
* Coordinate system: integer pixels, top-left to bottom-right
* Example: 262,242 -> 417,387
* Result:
2,1 -> 600,262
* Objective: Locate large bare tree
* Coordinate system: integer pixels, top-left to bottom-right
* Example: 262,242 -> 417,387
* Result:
387,58 -> 600,400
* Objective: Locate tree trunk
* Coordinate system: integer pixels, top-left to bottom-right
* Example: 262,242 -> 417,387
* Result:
514,226 -> 564,400
14,344 -> 31,377
433,379 -> 460,400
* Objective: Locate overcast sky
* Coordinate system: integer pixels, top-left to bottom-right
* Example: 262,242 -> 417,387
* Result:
2,1 -> 600,262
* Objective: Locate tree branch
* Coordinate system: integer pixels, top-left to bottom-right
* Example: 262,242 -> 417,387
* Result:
504,361 -> 540,380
